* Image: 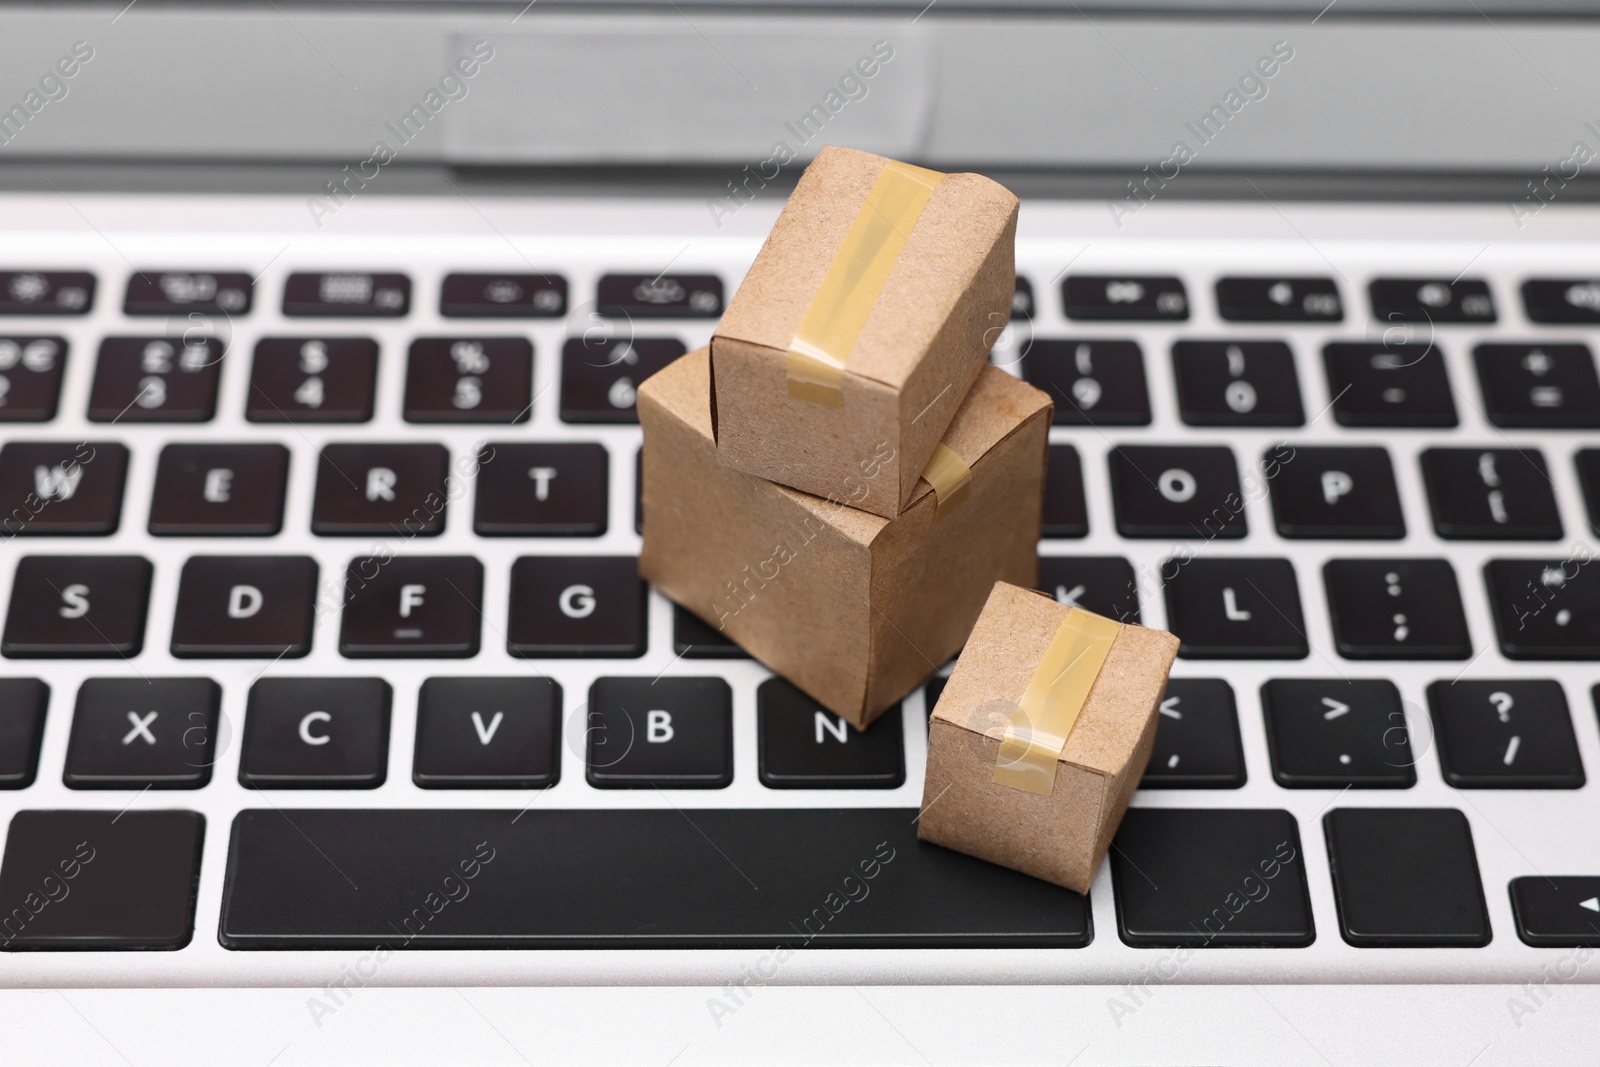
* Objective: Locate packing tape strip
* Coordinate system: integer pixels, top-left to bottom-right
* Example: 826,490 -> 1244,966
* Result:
992,608 -> 1122,796
918,442 -> 972,517
785,159 -> 945,408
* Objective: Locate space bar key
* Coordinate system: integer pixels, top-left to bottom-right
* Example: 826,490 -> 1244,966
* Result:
219,808 -> 1089,949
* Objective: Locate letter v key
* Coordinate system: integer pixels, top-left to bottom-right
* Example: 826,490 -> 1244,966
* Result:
471,711 -> 504,745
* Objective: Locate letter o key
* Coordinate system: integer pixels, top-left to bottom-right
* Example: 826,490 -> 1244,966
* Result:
559,584 -> 596,619
1158,468 -> 1197,503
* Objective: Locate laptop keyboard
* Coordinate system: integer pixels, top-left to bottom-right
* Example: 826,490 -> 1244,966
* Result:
0,196 -> 1597,983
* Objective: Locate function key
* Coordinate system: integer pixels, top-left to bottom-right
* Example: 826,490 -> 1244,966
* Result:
413,676 -> 562,789
1261,678 -> 1415,788
560,337 -> 686,423
1215,276 -> 1341,322
1322,558 -> 1472,660
1420,447 -> 1562,541
1037,556 -> 1140,623
440,272 -> 567,318
311,443 -> 448,537
1323,342 -> 1457,428
1140,678 -> 1246,789
246,337 -> 378,424
0,271 -> 94,315
1062,275 -> 1187,321
756,679 -> 904,789
1162,557 -> 1308,660
338,556 -> 483,658
123,271 -> 252,316
0,678 -> 48,789
1473,343 -> 1600,428
149,443 -> 289,536
1521,278 -> 1600,324
64,677 -> 219,789
1427,679 -> 1584,789
473,442 -> 608,537
1,556 -> 152,658
1108,445 -> 1245,539
240,677 -> 391,788
1323,807 -> 1490,947
1509,876 -> 1600,947
89,337 -> 224,423
0,336 -> 68,421
1369,278 -> 1495,323
403,337 -> 532,424
1267,446 -> 1405,540
597,273 -> 722,318
1041,444 -> 1088,538
282,272 -> 410,317
585,677 -> 732,788
0,442 -> 128,536
1021,340 -> 1150,426
1172,340 -> 1304,427
1011,277 -> 1035,320
1483,558 -> 1600,660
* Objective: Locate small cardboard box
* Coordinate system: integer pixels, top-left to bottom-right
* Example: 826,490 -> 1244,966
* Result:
640,348 -> 1050,730
918,582 -> 1179,893
711,145 -> 1019,520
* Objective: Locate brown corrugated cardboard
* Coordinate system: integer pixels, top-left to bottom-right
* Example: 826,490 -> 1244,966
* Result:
918,582 -> 1179,893
640,348 -> 1050,730
711,145 -> 1019,520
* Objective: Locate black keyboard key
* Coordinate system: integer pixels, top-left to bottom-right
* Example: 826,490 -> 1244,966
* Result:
1428,680 -> 1584,789
1037,556 -> 1140,624
1267,445 -> 1405,539
148,443 -> 289,536
1109,445 -> 1245,539
0,271 -> 93,315
219,807 -> 1089,949
170,556 -> 317,658
1042,444 -> 1088,538
1522,278 -> 1600,324
1262,679 -> 1415,788
89,337 -> 223,423
0,336 -> 67,421
1215,276 -> 1342,322
1323,342 -> 1458,428
473,442 -> 608,537
440,272 -> 566,318
1576,449 -> 1600,535
1509,877 -> 1600,947
0,678 -> 48,789
246,337 -> 378,423
0,441 -> 127,536
2,556 -> 151,658
1011,277 -> 1034,320
597,273 -> 722,318
0,810 -> 202,950
1324,807 -> 1490,946
64,677 -> 219,788
1370,277 -> 1496,323
403,337 -> 532,424
586,677 -> 731,788
413,677 -> 562,789
1022,340 -> 1150,426
1474,343 -> 1600,428
1163,557 -> 1308,659
508,556 -> 646,658
1485,558 -> 1600,659
311,443 -> 448,537
673,604 -> 748,659
1140,678 -> 1246,788
123,271 -> 251,316
1420,448 -> 1562,540
1063,275 -> 1187,321
757,679 -> 904,789
1172,341 -> 1304,426
633,445 -> 643,535
240,677 -> 391,788
559,337 -> 685,424
1323,558 -> 1472,660
1111,808 -> 1312,947
339,556 -> 483,658
282,272 -> 410,317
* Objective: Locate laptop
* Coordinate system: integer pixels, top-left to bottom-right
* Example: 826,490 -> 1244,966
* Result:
1,1 -> 1598,1063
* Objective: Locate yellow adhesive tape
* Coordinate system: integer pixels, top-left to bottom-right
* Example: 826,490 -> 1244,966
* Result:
918,442 -> 972,517
786,159 -> 945,408
992,608 -> 1122,795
